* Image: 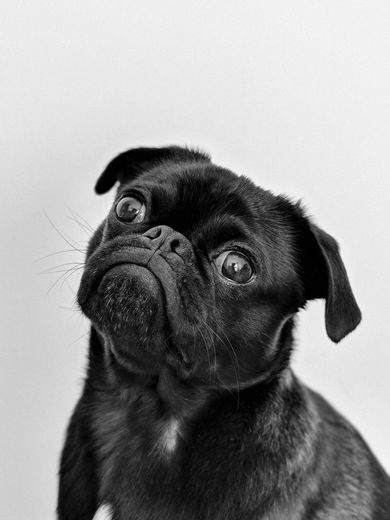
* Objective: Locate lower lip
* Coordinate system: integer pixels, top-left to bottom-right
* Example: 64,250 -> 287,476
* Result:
101,262 -> 133,277
98,263 -> 160,293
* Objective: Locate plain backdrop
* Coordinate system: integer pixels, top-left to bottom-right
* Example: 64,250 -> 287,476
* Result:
1,1 -> 390,518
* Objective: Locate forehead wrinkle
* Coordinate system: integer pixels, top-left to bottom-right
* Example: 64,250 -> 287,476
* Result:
195,214 -> 255,250
173,166 -> 255,217
120,163 -> 256,221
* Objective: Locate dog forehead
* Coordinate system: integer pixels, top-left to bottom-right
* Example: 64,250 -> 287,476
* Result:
138,162 -> 280,225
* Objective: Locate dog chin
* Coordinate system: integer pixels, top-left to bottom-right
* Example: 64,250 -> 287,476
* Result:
83,264 -> 170,364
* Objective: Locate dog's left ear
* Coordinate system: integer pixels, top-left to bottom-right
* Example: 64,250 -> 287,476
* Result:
302,223 -> 362,343
95,146 -> 210,194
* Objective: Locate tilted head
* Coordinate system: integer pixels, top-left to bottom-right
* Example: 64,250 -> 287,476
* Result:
77,146 -> 361,392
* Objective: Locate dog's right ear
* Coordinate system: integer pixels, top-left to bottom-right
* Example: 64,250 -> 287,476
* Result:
95,146 -> 211,194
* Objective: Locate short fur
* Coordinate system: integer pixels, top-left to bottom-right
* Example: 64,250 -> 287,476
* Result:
58,146 -> 390,519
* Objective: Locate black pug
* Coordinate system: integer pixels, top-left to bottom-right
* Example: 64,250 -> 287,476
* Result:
58,146 -> 390,520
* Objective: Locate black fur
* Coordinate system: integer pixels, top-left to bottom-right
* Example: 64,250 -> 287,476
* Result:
58,146 -> 389,519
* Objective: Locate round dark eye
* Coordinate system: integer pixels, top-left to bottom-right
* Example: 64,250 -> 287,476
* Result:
214,251 -> 254,284
115,196 -> 146,223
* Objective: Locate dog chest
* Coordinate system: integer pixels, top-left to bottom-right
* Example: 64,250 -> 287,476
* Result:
91,393 -> 275,519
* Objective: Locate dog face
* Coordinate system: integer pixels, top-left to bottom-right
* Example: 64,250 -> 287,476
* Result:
77,146 -> 361,390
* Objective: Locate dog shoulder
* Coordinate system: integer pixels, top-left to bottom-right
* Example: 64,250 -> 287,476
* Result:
301,385 -> 390,517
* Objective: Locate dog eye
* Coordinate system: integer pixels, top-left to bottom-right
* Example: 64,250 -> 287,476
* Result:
214,251 -> 254,284
115,196 -> 146,223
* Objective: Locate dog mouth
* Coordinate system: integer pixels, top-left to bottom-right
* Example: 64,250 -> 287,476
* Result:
78,245 -> 159,307
97,262 -> 161,297
77,244 -> 200,377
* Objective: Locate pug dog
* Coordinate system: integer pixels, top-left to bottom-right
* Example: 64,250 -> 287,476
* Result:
57,146 -> 390,520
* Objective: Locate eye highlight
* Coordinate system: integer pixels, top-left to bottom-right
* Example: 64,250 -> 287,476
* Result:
115,196 -> 146,223
214,251 -> 254,284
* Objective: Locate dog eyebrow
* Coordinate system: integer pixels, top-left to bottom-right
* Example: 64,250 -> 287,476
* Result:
198,217 -> 255,250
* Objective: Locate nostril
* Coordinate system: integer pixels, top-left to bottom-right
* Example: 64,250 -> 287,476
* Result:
170,238 -> 180,252
142,226 -> 188,256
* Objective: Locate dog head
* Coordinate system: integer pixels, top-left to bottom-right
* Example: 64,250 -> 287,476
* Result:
77,146 -> 361,390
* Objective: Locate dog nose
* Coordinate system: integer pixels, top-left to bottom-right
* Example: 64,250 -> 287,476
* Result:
143,226 -> 187,256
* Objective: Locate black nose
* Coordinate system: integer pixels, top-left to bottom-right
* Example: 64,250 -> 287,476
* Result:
143,225 -> 187,256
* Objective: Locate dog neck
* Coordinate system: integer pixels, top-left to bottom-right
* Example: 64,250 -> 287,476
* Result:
87,322 -> 295,459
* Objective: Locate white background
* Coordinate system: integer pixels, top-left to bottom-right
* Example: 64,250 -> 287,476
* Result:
1,1 -> 390,518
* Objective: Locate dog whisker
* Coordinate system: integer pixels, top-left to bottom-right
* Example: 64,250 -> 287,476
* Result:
44,211 -> 87,255
214,372 -> 240,406
59,304 -> 80,312
199,318 -> 241,407
69,331 -> 90,346
197,319 -> 218,377
67,216 -> 94,237
46,264 -> 84,295
38,262 -> 84,275
34,248 -> 86,263
194,323 -> 213,384
66,206 -> 96,234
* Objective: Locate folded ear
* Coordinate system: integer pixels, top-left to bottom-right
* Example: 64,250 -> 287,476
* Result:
95,146 -> 210,194
302,223 -> 362,343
